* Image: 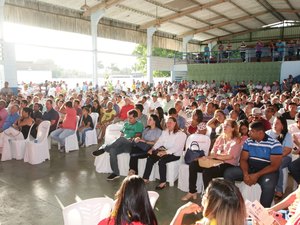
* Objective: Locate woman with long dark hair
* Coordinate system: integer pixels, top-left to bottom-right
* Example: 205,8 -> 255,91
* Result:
155,107 -> 165,130
143,116 -> 187,189
98,175 -> 157,225
128,114 -> 162,176
266,115 -> 292,199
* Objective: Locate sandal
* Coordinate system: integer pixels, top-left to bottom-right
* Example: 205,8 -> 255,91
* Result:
181,192 -> 197,201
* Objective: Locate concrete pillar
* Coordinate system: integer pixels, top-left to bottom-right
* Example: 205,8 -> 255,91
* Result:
146,27 -> 156,86
182,35 -> 193,53
91,10 -> 105,87
182,35 -> 193,62
3,43 -> 18,93
0,0 -> 4,87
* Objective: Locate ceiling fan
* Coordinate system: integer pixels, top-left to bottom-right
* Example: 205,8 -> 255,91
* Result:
80,0 -> 90,12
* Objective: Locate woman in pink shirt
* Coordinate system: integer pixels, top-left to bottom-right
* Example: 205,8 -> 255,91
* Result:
182,119 -> 243,201
202,119 -> 243,188
50,101 -> 77,151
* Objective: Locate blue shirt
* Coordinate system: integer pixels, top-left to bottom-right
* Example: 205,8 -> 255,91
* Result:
243,134 -> 282,171
177,115 -> 186,130
266,130 -> 293,156
3,112 -> 20,130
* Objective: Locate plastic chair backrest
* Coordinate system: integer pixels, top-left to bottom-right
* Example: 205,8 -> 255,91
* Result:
63,197 -> 114,225
26,122 -> 35,141
148,191 -> 159,209
75,116 -> 80,131
185,134 -> 211,156
36,121 -> 51,143
90,113 -> 99,130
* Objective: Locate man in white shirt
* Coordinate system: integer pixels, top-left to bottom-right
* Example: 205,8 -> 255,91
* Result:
162,94 -> 174,113
175,100 -> 187,120
149,93 -> 161,114
141,96 -> 149,115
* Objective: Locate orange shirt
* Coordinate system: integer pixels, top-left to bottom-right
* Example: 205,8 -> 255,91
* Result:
62,107 -> 77,130
119,104 -> 134,120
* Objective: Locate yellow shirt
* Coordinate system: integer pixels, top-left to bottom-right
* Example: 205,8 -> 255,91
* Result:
101,109 -> 116,123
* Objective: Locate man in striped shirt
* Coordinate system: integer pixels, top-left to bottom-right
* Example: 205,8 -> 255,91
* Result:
224,121 -> 282,207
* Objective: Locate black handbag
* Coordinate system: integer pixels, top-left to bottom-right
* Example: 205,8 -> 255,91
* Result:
133,141 -> 152,152
184,141 -> 205,164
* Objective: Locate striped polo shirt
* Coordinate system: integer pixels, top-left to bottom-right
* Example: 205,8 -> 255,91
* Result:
243,134 -> 282,171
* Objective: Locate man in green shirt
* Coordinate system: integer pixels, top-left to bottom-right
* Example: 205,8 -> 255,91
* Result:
92,109 -> 143,180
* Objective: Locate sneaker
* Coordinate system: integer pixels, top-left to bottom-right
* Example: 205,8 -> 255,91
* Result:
107,173 -> 120,181
92,148 -> 105,156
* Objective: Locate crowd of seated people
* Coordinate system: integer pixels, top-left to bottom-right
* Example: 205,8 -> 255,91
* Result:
1,77 -> 300,214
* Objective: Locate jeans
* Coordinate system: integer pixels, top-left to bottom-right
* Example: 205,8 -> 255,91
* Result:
129,146 -> 148,174
224,166 -> 279,207
276,156 -> 292,193
240,52 -> 246,62
104,137 -> 133,175
143,154 -> 180,183
288,157 -> 300,183
50,128 -> 75,146
256,51 -> 262,62
77,127 -> 93,144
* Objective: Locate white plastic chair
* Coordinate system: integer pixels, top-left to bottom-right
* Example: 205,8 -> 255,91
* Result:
24,121 -> 51,165
62,197 -> 114,225
148,191 -> 159,209
59,116 -> 80,153
84,113 -> 99,147
10,123 -> 35,160
104,123 -> 123,145
236,182 -> 261,202
94,152 -> 130,176
178,134 -> 211,193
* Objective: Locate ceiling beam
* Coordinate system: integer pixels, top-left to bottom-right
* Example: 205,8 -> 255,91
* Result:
276,9 -> 300,13
256,0 -> 286,21
178,11 -> 267,38
202,29 -> 257,43
83,0 -> 126,16
139,0 -> 228,29
283,0 -> 300,20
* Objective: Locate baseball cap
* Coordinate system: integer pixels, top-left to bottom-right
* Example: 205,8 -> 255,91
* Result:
252,107 -> 262,116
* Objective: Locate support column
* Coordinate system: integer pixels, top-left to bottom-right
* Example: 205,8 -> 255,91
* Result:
146,27 -> 156,86
0,0 -> 5,87
182,35 -> 193,53
182,35 -> 193,62
91,10 -> 105,87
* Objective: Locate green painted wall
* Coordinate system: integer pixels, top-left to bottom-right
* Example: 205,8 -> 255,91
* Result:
187,62 -> 281,83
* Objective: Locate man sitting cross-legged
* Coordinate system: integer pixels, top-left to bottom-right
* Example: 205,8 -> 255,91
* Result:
92,109 -> 144,180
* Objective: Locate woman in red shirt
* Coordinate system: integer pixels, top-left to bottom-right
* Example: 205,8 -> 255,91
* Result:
98,175 -> 157,225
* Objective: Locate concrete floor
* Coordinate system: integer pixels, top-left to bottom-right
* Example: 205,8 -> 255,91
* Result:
0,144 -> 295,225
0,144 -> 202,225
